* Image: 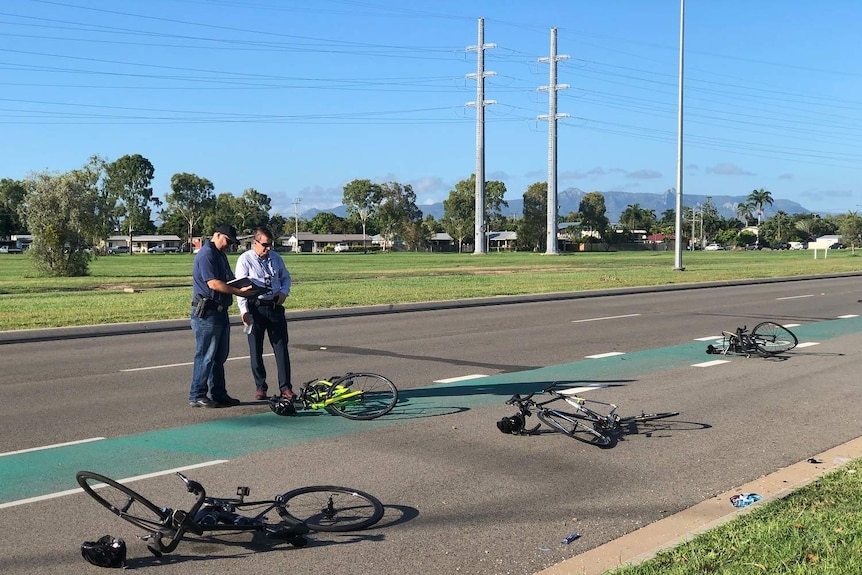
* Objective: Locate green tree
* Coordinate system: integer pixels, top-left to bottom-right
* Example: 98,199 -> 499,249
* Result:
236,188 -> 272,233
307,212 -> 349,234
747,188 -> 773,246
578,192 -> 610,244
735,201 -> 754,225
0,178 -> 27,237
164,173 -> 215,242
19,160 -> 112,276
375,181 -> 422,250
619,203 -> 657,236
838,211 -> 862,251
103,154 -> 159,252
268,214 -> 287,240
342,179 -> 382,252
516,182 -> 546,251
441,175 -> 508,252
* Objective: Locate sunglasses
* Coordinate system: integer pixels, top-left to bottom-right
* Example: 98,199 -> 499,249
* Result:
256,240 -> 273,249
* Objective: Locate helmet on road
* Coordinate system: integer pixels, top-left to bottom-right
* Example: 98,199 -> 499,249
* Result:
269,395 -> 297,416
496,412 -> 526,435
81,535 -> 126,568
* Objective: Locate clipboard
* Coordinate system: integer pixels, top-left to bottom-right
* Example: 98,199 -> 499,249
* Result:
228,277 -> 270,297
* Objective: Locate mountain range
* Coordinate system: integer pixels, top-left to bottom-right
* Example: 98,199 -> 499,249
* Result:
303,188 -> 810,225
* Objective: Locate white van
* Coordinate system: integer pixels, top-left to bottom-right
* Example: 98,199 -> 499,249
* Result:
334,243 -> 350,252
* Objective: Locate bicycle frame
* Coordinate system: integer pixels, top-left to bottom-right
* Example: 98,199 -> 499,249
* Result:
506,386 -> 619,440
298,379 -> 362,411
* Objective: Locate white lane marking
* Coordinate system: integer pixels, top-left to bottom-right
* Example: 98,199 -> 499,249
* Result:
692,360 -> 731,367
572,313 -> 641,323
796,342 -> 820,348
585,352 -> 625,359
782,323 -> 801,328
434,374 -> 488,384
775,295 -> 813,301
557,386 -> 603,395
0,437 -> 105,458
838,314 -> 859,319
0,460 -> 228,510
121,354 -> 273,372
694,336 -> 723,341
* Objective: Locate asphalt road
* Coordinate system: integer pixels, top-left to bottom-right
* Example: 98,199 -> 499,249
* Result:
1,276 -> 861,575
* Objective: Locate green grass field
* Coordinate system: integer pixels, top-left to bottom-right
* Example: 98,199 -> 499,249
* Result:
0,249 -> 860,331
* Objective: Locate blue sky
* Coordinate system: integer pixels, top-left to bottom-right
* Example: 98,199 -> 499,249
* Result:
2,0 -> 861,219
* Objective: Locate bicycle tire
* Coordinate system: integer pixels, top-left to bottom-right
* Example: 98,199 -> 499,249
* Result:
325,373 -> 398,420
278,486 -> 384,532
536,409 -> 617,448
76,471 -> 169,533
751,321 -> 798,355
618,411 -> 680,425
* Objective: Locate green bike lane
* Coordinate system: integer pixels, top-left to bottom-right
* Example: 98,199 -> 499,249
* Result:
2,316 -> 859,506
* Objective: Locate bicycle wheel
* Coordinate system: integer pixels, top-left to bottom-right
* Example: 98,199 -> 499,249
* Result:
536,409 -> 617,448
751,321 -> 798,355
325,373 -> 398,420
76,471 -> 169,533
618,412 -> 679,425
278,486 -> 384,532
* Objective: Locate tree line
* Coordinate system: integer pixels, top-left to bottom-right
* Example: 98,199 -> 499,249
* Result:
2,154 -> 860,276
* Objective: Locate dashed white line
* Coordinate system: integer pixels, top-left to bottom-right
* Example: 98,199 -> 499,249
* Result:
796,342 -> 820,348
837,314 -> 859,319
121,354 -> 273,372
0,460 -> 228,510
775,295 -> 814,301
434,374 -> 489,384
0,437 -> 105,458
694,336 -> 723,341
692,359 -> 731,367
572,313 -> 641,323
585,352 -> 625,359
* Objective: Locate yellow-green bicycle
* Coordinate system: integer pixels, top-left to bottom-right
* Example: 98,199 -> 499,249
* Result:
289,372 -> 399,420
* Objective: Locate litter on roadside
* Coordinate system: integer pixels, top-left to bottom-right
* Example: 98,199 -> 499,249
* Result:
730,493 -> 762,508
561,532 -> 580,544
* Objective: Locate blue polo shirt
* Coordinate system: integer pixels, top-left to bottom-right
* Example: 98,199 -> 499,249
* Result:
192,240 -> 234,308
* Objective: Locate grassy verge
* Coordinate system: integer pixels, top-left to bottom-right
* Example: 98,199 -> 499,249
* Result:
608,459 -> 862,574
0,250 -> 860,331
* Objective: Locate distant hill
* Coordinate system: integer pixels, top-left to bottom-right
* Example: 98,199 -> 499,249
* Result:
303,188 -> 810,224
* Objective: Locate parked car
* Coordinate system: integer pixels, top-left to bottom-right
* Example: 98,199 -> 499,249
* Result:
829,242 -> 846,250
334,243 -> 350,252
704,243 -> 724,251
107,246 -> 130,255
149,244 -> 179,254
0,245 -> 22,254
771,242 -> 790,250
789,242 -> 807,250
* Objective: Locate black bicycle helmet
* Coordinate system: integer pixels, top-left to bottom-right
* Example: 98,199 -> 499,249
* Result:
269,395 -> 297,416
497,412 -> 525,434
81,535 -> 127,568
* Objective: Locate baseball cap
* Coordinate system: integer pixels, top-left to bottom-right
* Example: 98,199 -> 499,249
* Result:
215,224 -> 239,245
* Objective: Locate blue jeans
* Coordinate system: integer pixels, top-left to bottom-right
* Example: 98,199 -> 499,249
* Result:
247,304 -> 291,394
189,308 -> 231,401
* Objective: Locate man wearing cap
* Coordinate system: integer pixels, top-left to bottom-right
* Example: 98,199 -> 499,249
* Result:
189,224 -> 254,408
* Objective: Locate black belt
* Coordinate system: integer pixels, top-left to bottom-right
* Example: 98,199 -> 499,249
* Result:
192,296 -> 227,312
253,299 -> 280,307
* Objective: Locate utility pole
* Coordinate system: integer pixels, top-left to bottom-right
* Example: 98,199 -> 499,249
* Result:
539,27 -> 570,255
292,198 -> 301,252
467,17 -> 496,255
673,0 -> 686,270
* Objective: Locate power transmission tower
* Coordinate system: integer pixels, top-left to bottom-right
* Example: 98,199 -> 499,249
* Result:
538,27 -> 570,255
466,17 -> 496,255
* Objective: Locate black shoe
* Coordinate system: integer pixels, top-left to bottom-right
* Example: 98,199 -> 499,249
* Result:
214,396 -> 241,407
189,398 -> 217,408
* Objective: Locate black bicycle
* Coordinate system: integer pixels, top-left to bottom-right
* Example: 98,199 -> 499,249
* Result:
500,384 -> 679,448
76,471 -> 384,557
706,322 -> 798,357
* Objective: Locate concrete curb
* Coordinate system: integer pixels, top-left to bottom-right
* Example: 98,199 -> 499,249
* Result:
2,272 -> 860,345
535,436 -> 862,575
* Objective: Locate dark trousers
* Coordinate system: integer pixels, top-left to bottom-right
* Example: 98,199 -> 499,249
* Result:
247,304 -> 291,393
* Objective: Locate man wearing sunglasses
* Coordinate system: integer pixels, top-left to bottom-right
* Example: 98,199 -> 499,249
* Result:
235,227 -> 294,402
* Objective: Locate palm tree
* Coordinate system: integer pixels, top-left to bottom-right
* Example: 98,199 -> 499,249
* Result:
747,188 -> 774,246
735,201 -> 754,225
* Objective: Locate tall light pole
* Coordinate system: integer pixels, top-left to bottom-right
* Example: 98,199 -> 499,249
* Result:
673,0 -> 686,270
292,198 -> 301,252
